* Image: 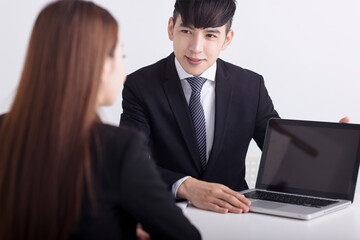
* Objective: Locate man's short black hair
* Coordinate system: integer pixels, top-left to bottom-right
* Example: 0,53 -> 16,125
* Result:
173,0 -> 237,33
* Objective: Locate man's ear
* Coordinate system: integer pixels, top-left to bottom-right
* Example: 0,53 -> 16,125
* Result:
168,17 -> 174,41
222,29 -> 234,51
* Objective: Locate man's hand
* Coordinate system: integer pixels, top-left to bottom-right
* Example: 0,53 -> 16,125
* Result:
176,178 -> 251,214
339,116 -> 350,123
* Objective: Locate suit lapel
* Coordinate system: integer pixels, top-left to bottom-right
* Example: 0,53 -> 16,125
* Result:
207,60 -> 232,169
162,54 -> 202,173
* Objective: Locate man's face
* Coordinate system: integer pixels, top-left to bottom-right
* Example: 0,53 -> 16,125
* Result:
168,15 -> 233,76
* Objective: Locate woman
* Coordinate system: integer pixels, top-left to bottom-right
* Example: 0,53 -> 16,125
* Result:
0,1 -> 201,240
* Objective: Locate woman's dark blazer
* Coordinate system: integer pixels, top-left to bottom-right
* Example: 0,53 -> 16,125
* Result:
0,115 -> 200,240
72,123 -> 201,239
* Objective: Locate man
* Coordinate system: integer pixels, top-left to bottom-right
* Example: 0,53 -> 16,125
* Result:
121,0 -> 278,214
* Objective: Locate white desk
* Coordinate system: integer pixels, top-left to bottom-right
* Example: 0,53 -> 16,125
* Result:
180,193 -> 360,240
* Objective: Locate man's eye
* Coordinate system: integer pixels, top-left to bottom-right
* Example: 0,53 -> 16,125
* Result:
181,30 -> 191,34
207,34 -> 216,38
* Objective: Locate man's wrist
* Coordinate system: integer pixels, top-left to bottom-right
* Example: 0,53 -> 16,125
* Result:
177,177 -> 196,199
172,176 -> 192,198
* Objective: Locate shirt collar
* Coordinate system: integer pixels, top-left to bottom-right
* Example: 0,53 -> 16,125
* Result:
174,57 -> 216,82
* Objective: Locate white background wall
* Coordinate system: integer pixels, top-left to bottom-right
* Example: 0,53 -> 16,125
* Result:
1,0 -> 360,158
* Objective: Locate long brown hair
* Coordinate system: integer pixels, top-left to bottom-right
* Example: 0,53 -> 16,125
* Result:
0,1 -> 118,239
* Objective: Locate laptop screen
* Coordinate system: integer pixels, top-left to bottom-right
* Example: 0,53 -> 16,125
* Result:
256,119 -> 360,201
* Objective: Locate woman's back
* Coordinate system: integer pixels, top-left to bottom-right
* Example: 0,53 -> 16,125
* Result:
70,123 -> 200,239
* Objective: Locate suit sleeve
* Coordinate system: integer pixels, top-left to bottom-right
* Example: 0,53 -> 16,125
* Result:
120,75 -> 189,188
120,74 -> 151,140
117,132 -> 201,240
253,76 -> 280,149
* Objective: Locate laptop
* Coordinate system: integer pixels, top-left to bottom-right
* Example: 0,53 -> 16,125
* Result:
241,118 -> 360,220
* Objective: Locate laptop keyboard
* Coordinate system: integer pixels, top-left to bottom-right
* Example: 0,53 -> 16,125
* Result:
244,190 -> 338,208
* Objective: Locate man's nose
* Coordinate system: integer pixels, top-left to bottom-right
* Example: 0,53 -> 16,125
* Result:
189,34 -> 204,54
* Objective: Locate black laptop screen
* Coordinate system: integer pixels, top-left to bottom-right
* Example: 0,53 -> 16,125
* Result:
256,119 -> 360,201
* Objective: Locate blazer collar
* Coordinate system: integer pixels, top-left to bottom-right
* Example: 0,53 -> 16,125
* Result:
206,59 -> 232,170
163,53 -> 203,174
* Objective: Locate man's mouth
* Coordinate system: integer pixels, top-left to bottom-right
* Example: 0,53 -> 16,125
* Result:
186,56 -> 203,65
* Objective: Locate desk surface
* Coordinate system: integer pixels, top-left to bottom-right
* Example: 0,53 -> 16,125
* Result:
180,193 -> 360,240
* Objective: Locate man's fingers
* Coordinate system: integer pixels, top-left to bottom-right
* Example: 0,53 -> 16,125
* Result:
184,179 -> 252,214
207,202 -> 231,214
211,198 -> 244,214
221,187 -> 252,206
204,185 -> 251,213
219,194 -> 250,213
235,192 -> 251,206
339,116 -> 350,123
208,189 -> 250,213
199,201 -> 229,214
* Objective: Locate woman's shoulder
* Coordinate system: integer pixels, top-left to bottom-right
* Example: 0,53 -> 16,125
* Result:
93,123 -> 148,160
95,123 -> 146,143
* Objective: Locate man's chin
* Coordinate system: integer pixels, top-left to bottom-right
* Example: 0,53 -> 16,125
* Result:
183,66 -> 206,77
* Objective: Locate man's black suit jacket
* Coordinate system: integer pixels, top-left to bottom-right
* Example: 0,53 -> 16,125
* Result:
121,53 -> 279,191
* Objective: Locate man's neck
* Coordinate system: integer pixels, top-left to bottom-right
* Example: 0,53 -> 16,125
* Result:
174,57 -> 217,81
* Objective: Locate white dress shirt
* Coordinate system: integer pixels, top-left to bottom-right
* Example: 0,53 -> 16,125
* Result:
171,58 -> 216,197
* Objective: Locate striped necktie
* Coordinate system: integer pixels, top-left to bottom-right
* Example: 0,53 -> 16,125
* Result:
186,77 -> 207,170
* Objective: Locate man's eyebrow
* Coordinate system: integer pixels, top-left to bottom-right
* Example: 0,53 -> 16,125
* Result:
204,29 -> 221,34
179,23 -> 221,34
